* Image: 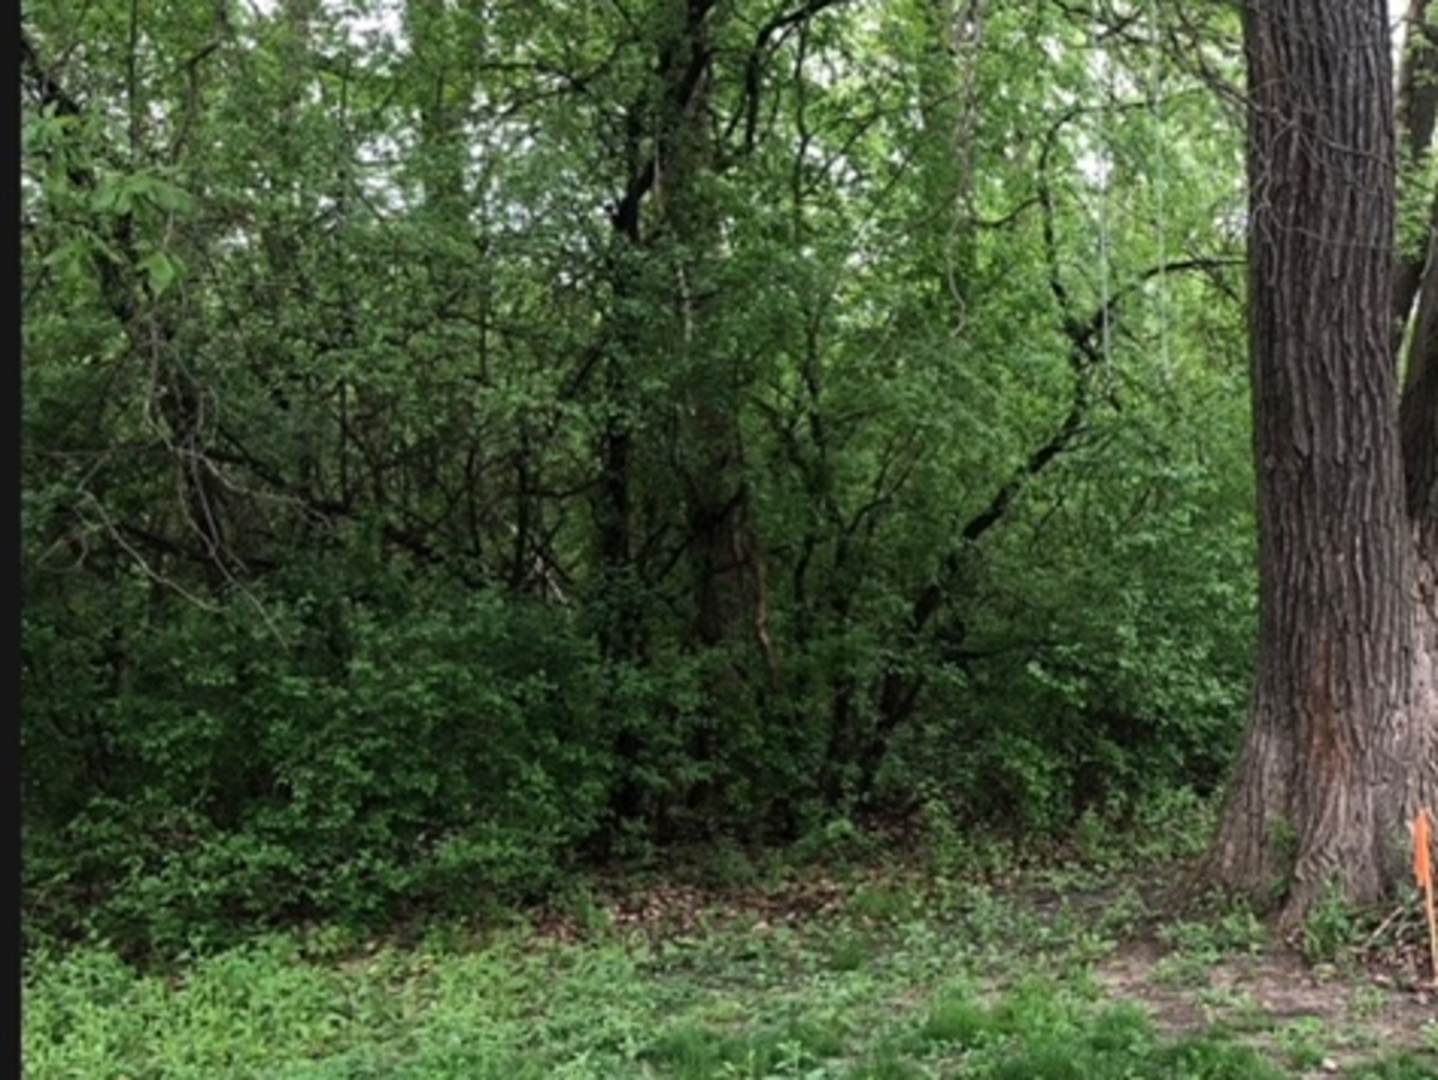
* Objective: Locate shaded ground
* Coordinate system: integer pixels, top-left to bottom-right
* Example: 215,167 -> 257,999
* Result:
1096,941 -> 1436,1074
537,856 -> 1438,1074
25,846 -> 1438,1079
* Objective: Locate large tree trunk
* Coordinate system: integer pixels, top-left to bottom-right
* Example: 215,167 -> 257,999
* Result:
1205,0 -> 1437,926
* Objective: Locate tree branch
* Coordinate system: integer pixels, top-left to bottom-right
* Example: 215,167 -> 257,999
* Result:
872,255 -> 1233,751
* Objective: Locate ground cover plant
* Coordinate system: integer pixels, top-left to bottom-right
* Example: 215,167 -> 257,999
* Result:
23,818 -> 1438,1080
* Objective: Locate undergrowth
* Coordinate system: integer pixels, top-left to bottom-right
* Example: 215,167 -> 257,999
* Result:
25,848 -> 1438,1080
25,799 -> 1438,1078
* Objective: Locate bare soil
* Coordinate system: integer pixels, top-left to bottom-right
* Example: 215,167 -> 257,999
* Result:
1096,939 -> 1437,1074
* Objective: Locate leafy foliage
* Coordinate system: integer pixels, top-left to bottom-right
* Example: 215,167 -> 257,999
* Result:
22,0 -> 1255,950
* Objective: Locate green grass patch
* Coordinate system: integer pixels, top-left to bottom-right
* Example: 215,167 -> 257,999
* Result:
23,868 -> 1434,1080
1344,1056 -> 1438,1080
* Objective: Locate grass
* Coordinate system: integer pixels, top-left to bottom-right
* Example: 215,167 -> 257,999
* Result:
21,795 -> 1436,1079
23,858 -> 1438,1080
21,935 -> 1275,1080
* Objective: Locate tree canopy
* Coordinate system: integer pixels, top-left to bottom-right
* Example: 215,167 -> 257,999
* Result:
22,0 -> 1283,953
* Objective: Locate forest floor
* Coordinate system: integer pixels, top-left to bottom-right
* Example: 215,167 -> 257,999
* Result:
1095,941 -> 1432,1077
22,845 -> 1438,1079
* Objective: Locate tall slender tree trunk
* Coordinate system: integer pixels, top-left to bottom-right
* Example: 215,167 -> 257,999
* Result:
1205,0 -> 1438,925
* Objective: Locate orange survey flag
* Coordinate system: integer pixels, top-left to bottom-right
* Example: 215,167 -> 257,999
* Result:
1416,807 -> 1433,888
1416,808 -> 1438,986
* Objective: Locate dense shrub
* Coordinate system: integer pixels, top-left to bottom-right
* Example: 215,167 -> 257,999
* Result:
23,567 -> 615,954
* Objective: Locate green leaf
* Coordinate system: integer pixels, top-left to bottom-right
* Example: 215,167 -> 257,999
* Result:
137,176 -> 194,215
139,250 -> 183,296
88,181 -> 126,215
42,238 -> 92,282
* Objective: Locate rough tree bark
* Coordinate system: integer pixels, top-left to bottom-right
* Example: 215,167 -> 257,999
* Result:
1204,0 -> 1438,925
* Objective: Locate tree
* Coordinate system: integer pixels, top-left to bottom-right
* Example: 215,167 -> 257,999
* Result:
22,0 -> 1259,947
1204,0 -> 1438,924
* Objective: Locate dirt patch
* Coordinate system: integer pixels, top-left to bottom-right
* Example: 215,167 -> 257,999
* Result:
1095,939 -> 1437,1074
